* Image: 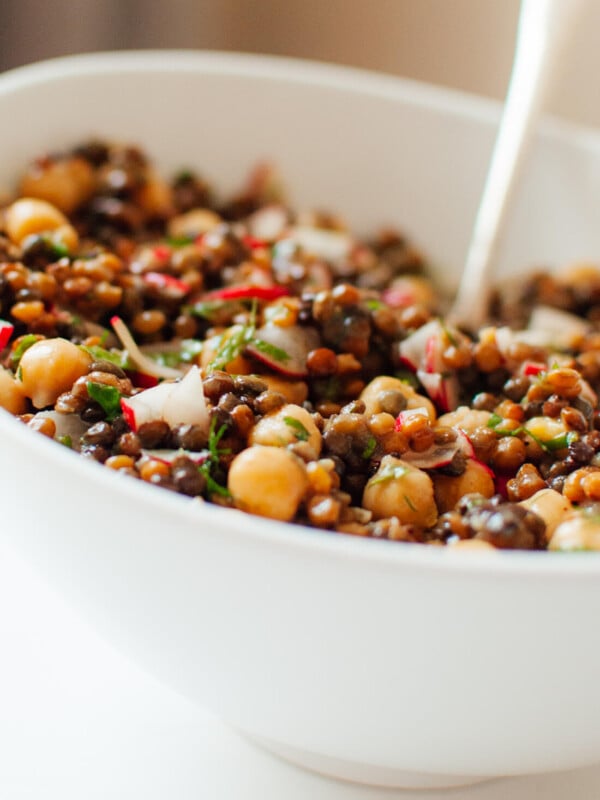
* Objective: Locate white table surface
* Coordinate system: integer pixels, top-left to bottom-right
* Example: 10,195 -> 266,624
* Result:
1,539 -> 599,800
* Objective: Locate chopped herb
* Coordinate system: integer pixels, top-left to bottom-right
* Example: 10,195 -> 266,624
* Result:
207,301 -> 257,372
167,235 -> 195,247
10,334 -> 40,368
439,317 -> 458,347
86,382 -> 122,421
525,428 -> 576,453
404,494 -> 417,512
151,339 -> 204,368
365,299 -> 384,311
186,299 -> 237,321
283,416 -> 310,441
16,365 -> 22,382
487,413 -> 502,429
370,462 -> 410,485
487,413 -> 523,437
544,431 -> 577,451
82,344 -> 130,369
57,435 -> 72,449
362,436 -> 377,459
253,338 -> 290,363
198,417 -> 231,497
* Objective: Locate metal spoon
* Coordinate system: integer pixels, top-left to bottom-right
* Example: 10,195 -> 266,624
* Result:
450,0 -> 587,330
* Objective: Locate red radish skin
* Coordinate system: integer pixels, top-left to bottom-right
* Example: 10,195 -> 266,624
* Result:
143,272 -> 190,294
0,320 -> 15,350
522,361 -> 547,376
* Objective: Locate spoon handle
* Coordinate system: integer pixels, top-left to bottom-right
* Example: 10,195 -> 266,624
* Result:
450,0 -> 586,329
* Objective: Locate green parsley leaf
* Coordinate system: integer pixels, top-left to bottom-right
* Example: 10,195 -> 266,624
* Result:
362,436 -> 377,459
57,435 -> 72,449
283,416 -> 310,441
198,417 -> 232,497
82,345 -> 130,369
370,462 -> 410,485
487,413 -> 523,437
86,381 -> 122,421
403,494 -> 417,512
365,299 -> 384,311
253,339 -> 290,363
439,317 -> 458,347
182,300 -> 233,322
10,334 -> 40,368
167,235 -> 195,247
207,301 -> 258,373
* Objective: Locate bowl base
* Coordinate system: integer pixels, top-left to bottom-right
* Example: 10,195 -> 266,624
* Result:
246,734 -> 497,789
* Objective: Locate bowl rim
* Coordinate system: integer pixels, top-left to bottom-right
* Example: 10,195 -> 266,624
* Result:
1,49 -> 600,578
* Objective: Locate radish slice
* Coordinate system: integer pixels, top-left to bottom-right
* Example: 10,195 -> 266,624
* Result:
417,370 -> 459,413
394,407 -> 430,431
247,205 -> 288,241
120,366 -> 208,433
0,320 -> 14,350
120,381 -> 175,431
143,272 -> 191,294
521,361 -> 547,376
285,226 -> 353,264
111,316 -> 182,380
246,324 -> 320,378
398,320 -> 443,371
455,429 -> 476,459
402,443 -> 461,469
162,365 -> 209,430
126,370 -> 159,389
401,428 -> 475,470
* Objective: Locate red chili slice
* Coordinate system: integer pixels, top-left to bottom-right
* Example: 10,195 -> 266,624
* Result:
0,320 -> 14,350
206,284 -> 290,301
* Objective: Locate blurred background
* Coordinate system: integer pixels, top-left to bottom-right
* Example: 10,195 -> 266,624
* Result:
0,0 -> 598,127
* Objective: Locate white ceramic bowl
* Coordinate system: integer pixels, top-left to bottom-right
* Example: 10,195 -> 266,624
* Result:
2,51 -> 600,790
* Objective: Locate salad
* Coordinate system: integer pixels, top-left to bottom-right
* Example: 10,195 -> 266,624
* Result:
1,139 -> 600,551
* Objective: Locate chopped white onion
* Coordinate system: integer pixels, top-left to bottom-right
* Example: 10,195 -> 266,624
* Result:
111,316 -> 182,380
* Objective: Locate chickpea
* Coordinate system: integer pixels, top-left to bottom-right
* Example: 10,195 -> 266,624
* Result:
363,455 -> 438,527
520,489 -> 572,541
360,376 -> 435,422
228,445 -> 308,521
250,403 -> 322,456
433,460 -> 495,514
437,406 -> 492,435
19,156 -> 96,214
19,338 -> 92,409
259,375 -> 309,405
0,367 -> 27,414
549,513 -> 600,551
4,198 -> 69,244
168,208 -> 222,239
